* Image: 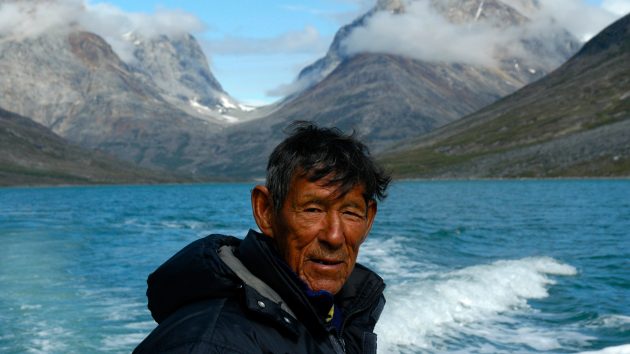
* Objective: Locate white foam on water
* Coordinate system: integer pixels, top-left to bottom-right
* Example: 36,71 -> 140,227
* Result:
360,236 -> 438,280
160,219 -> 207,231
579,344 -> 630,354
101,332 -> 148,352
102,300 -> 148,322
27,326 -> 72,354
20,304 -> 42,310
124,320 -> 156,331
590,314 -> 630,330
374,256 -> 579,353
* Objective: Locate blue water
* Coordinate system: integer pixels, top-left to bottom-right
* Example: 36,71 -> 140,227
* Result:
0,181 -> 628,353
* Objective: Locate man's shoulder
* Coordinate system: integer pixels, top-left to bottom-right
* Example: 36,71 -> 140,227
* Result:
134,296 -> 261,353
134,292 -> 326,354
146,234 -> 242,323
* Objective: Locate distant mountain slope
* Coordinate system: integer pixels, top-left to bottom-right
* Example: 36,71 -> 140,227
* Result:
0,29 -> 229,172
126,32 -> 251,122
294,0 -> 563,96
193,0 -> 579,178
380,13 -> 630,178
0,0 -> 262,176
0,107 -> 183,186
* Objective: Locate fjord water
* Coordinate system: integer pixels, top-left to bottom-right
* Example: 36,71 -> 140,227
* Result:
0,181 -> 628,353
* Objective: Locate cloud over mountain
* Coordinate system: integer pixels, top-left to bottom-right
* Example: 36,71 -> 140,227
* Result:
340,0 -> 622,66
0,0 -> 205,61
602,0 -> 630,16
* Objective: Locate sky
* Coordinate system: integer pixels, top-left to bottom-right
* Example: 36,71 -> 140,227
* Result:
102,0 -> 374,105
2,0 -> 628,105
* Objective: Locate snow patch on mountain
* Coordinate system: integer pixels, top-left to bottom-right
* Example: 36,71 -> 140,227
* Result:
475,1 -> 485,22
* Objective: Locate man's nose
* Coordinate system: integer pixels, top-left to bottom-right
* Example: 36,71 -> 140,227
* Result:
319,211 -> 344,249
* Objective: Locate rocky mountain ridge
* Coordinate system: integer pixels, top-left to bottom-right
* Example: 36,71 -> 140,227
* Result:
379,13 -> 630,178
198,0 -> 580,178
0,0 -> 261,177
293,0 -> 575,97
125,32 -> 254,123
3,0 -> 617,182
0,28 -> 228,172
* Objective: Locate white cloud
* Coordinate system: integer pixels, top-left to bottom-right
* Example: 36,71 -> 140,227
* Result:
203,26 -> 330,55
602,0 -> 630,16
0,0 -> 84,38
342,0 -> 508,66
81,2 -> 205,61
532,0 -> 622,42
266,72 -> 316,97
340,0 -> 623,66
83,2 -> 205,38
0,0 -> 205,62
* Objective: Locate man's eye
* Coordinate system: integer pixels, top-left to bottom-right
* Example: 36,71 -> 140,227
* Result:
304,208 -> 322,213
343,211 -> 364,219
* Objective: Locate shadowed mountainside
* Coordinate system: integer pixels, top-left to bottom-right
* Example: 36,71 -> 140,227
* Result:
379,13 -> 630,178
0,107 -> 187,186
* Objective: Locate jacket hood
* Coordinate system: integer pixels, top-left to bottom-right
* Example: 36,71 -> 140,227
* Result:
146,234 -> 242,323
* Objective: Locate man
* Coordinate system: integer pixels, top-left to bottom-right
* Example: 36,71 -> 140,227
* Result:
134,122 -> 391,354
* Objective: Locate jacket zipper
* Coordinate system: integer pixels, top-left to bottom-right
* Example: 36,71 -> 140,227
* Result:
329,333 -> 346,354
339,282 -> 385,336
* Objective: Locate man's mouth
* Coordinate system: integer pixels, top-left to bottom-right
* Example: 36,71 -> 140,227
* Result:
311,259 -> 343,266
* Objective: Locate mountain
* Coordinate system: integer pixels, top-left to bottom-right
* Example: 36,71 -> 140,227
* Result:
0,25 -> 240,174
0,0 -> 262,175
294,0 -> 577,103
291,0 -> 407,95
0,107 -> 184,186
125,32 -> 254,123
379,13 -> 630,178
194,0 -> 580,178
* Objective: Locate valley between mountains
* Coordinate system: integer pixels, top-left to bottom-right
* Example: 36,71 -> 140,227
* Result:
1,0 -> 627,185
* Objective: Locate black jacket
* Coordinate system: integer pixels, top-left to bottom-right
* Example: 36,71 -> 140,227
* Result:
133,230 -> 386,354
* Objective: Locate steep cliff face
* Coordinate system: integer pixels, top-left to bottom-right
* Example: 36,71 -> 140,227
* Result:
126,32 -> 247,123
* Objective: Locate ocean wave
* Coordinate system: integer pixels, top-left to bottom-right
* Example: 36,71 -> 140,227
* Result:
578,344 -> 630,354
101,332 -> 148,352
27,325 -> 72,354
375,256 -> 579,353
360,236 -> 438,280
20,304 -> 43,311
588,314 -> 630,330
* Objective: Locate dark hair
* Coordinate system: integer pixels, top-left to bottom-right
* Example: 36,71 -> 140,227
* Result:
266,121 -> 391,212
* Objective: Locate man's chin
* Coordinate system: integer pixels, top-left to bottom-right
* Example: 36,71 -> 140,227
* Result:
303,277 -> 344,295
301,266 -> 346,293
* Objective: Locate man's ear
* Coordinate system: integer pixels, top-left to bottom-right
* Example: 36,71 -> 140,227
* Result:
251,185 -> 275,238
365,200 -> 378,235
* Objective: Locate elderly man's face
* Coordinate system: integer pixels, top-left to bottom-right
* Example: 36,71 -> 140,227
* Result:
270,175 -> 377,294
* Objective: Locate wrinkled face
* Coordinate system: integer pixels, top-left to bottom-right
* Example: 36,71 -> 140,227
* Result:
271,175 -> 376,295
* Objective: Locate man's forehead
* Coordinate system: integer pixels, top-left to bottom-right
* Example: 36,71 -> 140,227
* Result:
292,174 -> 365,200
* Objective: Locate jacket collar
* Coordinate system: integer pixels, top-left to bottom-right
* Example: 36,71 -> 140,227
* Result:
237,229 -> 385,336
146,234 -> 242,324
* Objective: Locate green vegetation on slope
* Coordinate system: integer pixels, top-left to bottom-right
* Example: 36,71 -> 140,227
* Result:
0,108 -> 190,186
380,14 -> 630,178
